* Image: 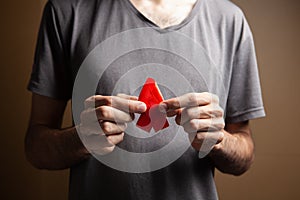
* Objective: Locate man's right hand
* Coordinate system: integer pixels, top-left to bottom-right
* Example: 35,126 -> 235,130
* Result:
79,94 -> 147,155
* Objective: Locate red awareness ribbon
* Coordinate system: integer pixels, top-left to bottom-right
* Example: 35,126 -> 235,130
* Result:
136,78 -> 169,132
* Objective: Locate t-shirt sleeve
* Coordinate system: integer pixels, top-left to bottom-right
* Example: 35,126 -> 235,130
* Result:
27,1 -> 72,100
225,16 -> 266,123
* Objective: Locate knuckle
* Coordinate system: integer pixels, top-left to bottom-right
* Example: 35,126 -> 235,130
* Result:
125,100 -> 136,113
202,92 -> 212,104
103,146 -> 115,154
106,136 -> 115,145
174,100 -> 180,109
84,96 -> 95,108
189,120 -> 199,131
124,115 -> 133,123
199,107 -> 208,117
119,132 -> 125,141
199,122 -> 213,131
90,95 -> 97,99
202,93 -> 219,104
188,93 -> 198,106
101,122 -> 111,133
205,105 -> 223,118
108,132 -> 124,144
200,106 -> 208,116
98,106 -> 110,119
215,109 -> 224,117
212,94 -> 219,103
219,120 -> 225,129
200,120 -> 210,130
213,119 -> 225,129
80,110 -> 89,123
84,100 -> 89,108
122,123 -> 128,130
133,102 -> 141,111
196,132 -> 204,141
103,96 -> 112,106
170,98 -> 180,109
80,111 -> 86,122
185,108 -> 194,118
206,108 -> 215,118
117,123 -> 127,132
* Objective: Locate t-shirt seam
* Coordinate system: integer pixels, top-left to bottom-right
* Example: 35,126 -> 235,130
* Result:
28,80 -> 71,100
226,106 -> 264,118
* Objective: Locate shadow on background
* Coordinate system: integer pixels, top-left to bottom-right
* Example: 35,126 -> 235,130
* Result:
0,0 -> 299,199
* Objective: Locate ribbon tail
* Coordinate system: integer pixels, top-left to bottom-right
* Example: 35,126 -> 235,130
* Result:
136,111 -> 153,133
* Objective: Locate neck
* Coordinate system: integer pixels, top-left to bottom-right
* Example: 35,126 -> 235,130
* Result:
129,0 -> 198,29
133,0 -> 197,6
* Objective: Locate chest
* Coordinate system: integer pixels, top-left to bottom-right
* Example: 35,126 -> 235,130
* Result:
69,0 -> 234,104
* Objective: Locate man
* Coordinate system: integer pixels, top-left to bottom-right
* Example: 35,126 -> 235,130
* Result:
25,0 -> 265,199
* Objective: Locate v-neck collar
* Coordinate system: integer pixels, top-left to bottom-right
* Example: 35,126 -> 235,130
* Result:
123,0 -> 204,33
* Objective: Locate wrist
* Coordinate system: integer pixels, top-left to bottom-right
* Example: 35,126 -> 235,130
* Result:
72,126 -> 90,158
209,130 -> 234,157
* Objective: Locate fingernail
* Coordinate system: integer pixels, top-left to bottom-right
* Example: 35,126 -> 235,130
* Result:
158,103 -> 167,113
137,103 -> 147,112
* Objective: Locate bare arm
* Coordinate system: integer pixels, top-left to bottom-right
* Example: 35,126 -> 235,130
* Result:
25,93 -> 90,170
209,121 -> 255,176
25,93 -> 147,170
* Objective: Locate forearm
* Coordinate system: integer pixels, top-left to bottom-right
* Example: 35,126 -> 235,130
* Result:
209,129 -> 255,176
25,125 -> 90,170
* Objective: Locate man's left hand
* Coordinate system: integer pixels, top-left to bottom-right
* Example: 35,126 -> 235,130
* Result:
159,92 -> 225,153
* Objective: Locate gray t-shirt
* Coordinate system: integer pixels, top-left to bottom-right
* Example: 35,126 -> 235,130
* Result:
28,0 -> 265,199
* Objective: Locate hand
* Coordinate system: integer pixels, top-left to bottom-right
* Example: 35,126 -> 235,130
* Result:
79,94 -> 147,155
160,92 -> 225,157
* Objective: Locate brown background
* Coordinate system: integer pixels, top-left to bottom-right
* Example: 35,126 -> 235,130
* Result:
1,0 -> 299,199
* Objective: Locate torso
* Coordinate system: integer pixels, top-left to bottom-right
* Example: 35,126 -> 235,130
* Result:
129,0 -> 198,28
46,0 -> 249,199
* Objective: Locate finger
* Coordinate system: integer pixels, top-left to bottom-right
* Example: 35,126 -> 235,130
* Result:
90,96 -> 146,113
166,109 -> 182,117
192,131 -> 224,145
110,96 -> 146,113
96,106 -> 134,122
92,146 -> 115,155
84,95 -> 111,109
84,95 -> 145,114
100,121 -> 127,135
80,108 -> 102,127
117,94 -> 139,119
160,92 -> 219,112
82,134 -> 114,154
193,131 -> 224,158
78,122 -> 105,136
80,122 -> 127,136
106,132 -> 125,145
117,93 -> 138,100
81,106 -> 133,124
176,105 -> 224,125
182,118 -> 225,133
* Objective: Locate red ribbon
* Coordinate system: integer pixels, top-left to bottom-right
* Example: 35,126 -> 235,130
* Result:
136,78 -> 169,132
